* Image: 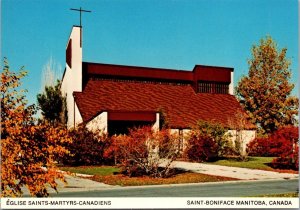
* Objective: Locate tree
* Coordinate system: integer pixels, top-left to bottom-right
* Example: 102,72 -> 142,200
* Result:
1,58 -> 72,197
236,36 -> 298,134
37,80 -> 67,125
40,56 -> 62,92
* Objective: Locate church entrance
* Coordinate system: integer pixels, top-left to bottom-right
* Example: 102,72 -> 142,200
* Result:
107,111 -> 157,136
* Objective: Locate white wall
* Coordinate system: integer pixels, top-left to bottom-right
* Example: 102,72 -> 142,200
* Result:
61,26 -> 83,128
152,113 -> 160,131
229,71 -> 234,95
74,102 -> 83,126
170,128 -> 255,155
86,112 -> 108,133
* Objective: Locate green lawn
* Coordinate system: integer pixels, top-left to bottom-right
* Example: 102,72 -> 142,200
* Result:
207,157 -> 275,170
60,166 -> 120,176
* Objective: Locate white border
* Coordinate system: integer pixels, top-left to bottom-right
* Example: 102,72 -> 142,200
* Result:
1,197 -> 299,209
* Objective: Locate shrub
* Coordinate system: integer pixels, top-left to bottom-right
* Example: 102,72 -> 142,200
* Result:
61,125 -> 111,166
184,120 -> 234,162
184,130 -> 218,162
247,126 -> 298,157
104,126 -> 179,178
199,120 -> 235,157
155,129 -> 178,157
271,144 -> 299,170
247,137 -> 274,157
247,126 -> 299,170
271,127 -> 299,170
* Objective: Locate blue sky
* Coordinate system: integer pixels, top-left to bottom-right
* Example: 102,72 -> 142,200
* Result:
2,0 -> 299,105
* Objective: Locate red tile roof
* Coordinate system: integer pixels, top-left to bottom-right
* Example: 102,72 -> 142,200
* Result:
74,80 -> 254,129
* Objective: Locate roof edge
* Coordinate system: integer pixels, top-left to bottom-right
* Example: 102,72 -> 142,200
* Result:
82,61 -> 191,73
193,65 -> 234,72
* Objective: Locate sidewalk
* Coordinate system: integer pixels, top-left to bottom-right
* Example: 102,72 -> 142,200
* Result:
171,161 -> 299,180
22,174 -> 120,196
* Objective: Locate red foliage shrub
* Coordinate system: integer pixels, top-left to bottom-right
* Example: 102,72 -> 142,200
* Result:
61,125 -> 112,166
271,126 -> 299,170
104,127 -> 150,165
247,126 -> 298,157
247,126 -> 299,170
104,126 -> 179,177
184,130 -> 218,162
247,137 -> 278,157
271,144 -> 298,170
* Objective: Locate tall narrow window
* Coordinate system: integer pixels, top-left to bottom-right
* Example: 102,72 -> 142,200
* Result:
66,39 -> 72,68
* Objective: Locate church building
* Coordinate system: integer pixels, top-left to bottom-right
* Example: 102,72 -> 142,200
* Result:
61,26 -> 256,150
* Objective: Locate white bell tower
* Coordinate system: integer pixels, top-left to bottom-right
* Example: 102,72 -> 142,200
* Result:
61,26 -> 83,128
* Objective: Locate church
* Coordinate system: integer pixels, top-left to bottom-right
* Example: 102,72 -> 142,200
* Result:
61,26 -> 256,150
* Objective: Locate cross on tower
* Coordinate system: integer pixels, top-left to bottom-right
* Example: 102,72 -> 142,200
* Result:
70,7 -> 91,47
70,7 -> 91,27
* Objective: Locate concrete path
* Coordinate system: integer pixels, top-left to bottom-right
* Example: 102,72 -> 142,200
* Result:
51,174 -> 119,193
171,161 -> 299,180
22,174 -> 120,196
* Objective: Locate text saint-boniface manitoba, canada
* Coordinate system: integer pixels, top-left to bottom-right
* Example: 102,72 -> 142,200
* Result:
187,200 -> 293,206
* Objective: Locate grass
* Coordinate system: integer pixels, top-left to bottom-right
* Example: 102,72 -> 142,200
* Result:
207,157 -> 299,174
60,165 -> 238,186
60,166 -> 120,176
207,156 -> 298,173
208,157 -> 275,170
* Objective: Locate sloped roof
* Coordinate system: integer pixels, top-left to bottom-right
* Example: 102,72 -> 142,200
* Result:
74,79 -> 255,129
82,62 -> 233,91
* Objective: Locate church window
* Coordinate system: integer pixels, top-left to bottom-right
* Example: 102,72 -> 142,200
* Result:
198,82 -> 229,94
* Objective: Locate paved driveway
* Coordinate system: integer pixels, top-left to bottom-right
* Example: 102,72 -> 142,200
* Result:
171,161 -> 299,180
